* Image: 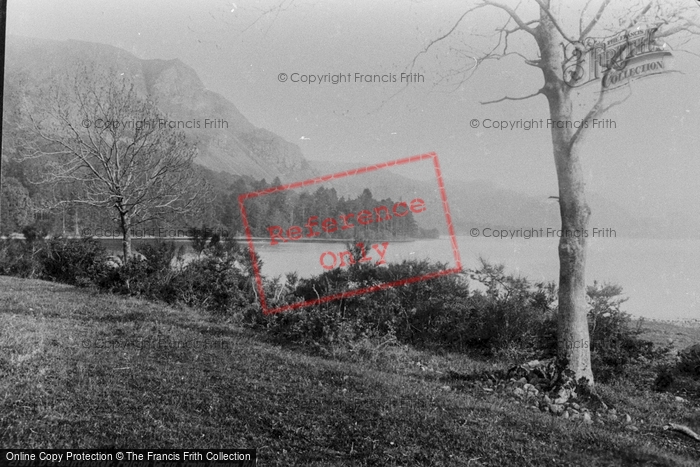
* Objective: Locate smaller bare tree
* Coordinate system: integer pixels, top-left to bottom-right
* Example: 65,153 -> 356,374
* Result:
19,65 -> 207,262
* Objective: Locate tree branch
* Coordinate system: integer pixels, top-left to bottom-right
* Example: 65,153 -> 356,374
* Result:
482,0 -> 537,37
410,4 -> 487,72
626,2 -> 652,30
570,79 -> 632,151
481,88 -> 544,105
580,0 -> 612,39
531,0 -> 576,43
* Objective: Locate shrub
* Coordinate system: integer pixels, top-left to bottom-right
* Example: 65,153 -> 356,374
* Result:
0,239 -> 43,278
22,223 -> 48,243
263,256 -> 558,360
586,281 -> 667,382
38,237 -> 107,287
466,260 -> 557,358
137,240 -> 183,274
160,237 -> 259,314
116,240 -> 185,296
264,256 -> 675,374
100,258 -> 151,295
677,344 -> 700,377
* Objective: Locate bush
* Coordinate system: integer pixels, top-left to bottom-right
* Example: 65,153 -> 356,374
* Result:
137,240 -> 184,274
586,281 -> 668,382
264,255 -> 676,374
677,344 -> 700,377
38,237 -> 108,287
117,240 -> 185,296
263,256 -> 558,359
0,239 -> 43,278
465,261 -> 557,358
160,237 -> 259,314
22,223 -> 48,243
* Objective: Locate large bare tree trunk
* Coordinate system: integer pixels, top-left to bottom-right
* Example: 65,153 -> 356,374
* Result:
553,138 -> 594,383
73,205 -> 79,237
538,0 -> 594,384
118,210 -> 132,263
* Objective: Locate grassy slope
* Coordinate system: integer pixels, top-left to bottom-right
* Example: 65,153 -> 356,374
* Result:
1,276 -> 699,466
634,319 -> 700,352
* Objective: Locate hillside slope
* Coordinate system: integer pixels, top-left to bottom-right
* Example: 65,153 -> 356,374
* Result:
1,275 -> 698,465
4,36 -> 315,182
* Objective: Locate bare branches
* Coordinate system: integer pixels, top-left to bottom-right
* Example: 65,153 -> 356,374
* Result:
410,4 -> 487,72
498,19 -> 542,62
530,0 -> 576,44
579,0 -> 595,36
627,2 -> 652,30
18,65 -> 209,249
570,82 -> 632,151
481,88 -> 544,105
580,0 -> 613,39
482,0 -> 537,36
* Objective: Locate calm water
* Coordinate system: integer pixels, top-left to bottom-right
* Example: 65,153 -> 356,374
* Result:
250,236 -> 700,321
98,236 -> 699,320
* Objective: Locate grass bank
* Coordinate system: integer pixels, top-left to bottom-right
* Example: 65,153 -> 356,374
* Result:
1,276 -> 699,466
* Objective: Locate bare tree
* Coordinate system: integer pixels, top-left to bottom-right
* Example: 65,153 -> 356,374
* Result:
19,65 -> 207,263
411,0 -> 699,384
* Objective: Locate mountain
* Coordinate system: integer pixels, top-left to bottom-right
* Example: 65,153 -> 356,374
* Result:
4,36 -> 316,182
308,161 -> 672,238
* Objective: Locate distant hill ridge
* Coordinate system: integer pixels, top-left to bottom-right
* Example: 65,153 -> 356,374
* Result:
5,35 -> 316,182
307,161 -> 671,238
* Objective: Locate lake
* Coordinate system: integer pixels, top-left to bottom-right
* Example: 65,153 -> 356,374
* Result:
250,236 -> 700,321
98,235 -> 699,321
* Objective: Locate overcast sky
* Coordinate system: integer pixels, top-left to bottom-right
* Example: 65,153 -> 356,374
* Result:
7,0 -> 700,223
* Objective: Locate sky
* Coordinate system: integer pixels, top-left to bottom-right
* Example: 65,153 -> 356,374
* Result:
6,0 -> 700,224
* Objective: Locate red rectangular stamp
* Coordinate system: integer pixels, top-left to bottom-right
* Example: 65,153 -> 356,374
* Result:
238,152 -> 462,315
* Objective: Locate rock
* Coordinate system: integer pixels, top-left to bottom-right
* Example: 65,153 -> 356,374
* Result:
549,404 -> 565,415
513,388 -> 524,397
571,403 -> 581,410
562,410 -> 570,419
527,360 -> 541,367
625,425 -> 639,432
104,255 -> 123,269
583,412 -> 593,424
674,396 -> 686,402
523,383 -> 538,395
625,414 -> 632,424
554,388 -> 571,404
441,385 -> 451,391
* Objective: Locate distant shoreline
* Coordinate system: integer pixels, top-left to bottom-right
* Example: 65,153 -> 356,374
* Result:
1,235 -> 424,244
235,237 -> 420,244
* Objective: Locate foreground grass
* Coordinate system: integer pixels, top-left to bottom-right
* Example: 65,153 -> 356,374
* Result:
1,276 -> 699,466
